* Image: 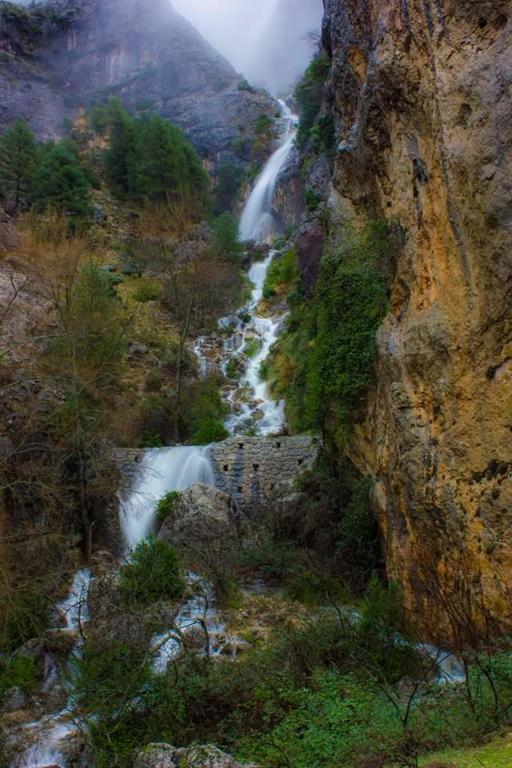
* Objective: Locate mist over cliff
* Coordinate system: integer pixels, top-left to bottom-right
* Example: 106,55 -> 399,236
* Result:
172,0 -> 323,95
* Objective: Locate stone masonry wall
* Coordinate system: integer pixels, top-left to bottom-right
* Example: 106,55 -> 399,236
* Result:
209,435 -> 319,515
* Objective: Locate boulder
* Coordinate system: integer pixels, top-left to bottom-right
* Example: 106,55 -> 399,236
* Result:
158,482 -> 239,548
134,744 -> 178,768
134,744 -> 257,768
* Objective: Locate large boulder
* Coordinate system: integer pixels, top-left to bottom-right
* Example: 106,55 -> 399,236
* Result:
158,482 -> 240,548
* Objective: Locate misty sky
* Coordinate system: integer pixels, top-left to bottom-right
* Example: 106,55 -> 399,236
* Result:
172,0 -> 323,95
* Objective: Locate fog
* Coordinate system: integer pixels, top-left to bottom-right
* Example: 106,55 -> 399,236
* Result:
172,0 -> 323,95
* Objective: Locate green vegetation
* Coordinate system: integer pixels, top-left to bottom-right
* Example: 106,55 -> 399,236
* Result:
156,490 -> 181,524
132,276 -> 162,302
295,52 -> 331,148
0,119 -> 37,210
185,377 -> 229,444
243,337 -> 262,358
419,736 -> 512,767
103,100 -> 209,207
121,537 -> 185,607
0,655 -> 38,700
267,222 -> 388,448
0,589 -> 49,653
212,211 -> 243,261
33,139 -> 92,216
263,247 -> 299,299
214,162 -> 244,213
74,573 -> 512,768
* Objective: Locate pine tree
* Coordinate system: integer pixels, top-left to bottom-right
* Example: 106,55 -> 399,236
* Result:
33,140 -> 92,215
103,100 -> 137,197
0,119 -> 38,210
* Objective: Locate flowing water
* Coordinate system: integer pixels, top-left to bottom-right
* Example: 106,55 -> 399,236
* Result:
239,99 -> 297,242
119,446 -> 214,553
11,100 -> 300,765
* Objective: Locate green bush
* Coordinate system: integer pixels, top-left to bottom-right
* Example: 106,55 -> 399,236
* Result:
183,377 -> 229,444
263,248 -> 299,299
121,537 -> 185,606
0,589 -> 49,652
295,52 -> 331,148
156,490 -> 181,524
268,221 -> 389,447
133,277 -> 162,302
0,655 -> 38,700
212,212 -> 243,261
243,338 -> 262,358
284,570 -> 346,606
33,139 -> 92,216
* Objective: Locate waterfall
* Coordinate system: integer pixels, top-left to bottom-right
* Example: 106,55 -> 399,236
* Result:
119,446 -> 214,552
239,100 -> 298,242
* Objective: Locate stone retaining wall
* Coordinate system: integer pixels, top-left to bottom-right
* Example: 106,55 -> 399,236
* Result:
209,435 -> 319,514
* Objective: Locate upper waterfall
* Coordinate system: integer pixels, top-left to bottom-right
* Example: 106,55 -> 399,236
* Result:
239,100 -> 298,243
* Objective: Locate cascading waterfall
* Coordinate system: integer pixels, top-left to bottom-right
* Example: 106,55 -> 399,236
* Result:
239,100 -> 298,242
119,446 -> 214,552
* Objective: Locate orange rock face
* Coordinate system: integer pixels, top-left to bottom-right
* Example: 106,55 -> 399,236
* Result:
322,0 -> 512,640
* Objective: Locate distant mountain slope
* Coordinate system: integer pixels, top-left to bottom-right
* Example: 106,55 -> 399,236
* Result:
0,0 -> 277,167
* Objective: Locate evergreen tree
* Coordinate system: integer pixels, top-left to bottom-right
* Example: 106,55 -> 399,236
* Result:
33,140 -> 92,215
0,119 -> 38,210
103,100 -> 137,197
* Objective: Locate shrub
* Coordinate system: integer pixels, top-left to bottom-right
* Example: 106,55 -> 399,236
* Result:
243,338 -> 262,358
0,655 -> 38,700
0,589 -> 49,652
133,277 -> 162,302
263,248 -> 299,299
212,212 -> 243,261
284,570 -> 346,606
120,537 -> 185,606
156,490 -> 181,524
295,52 -> 331,148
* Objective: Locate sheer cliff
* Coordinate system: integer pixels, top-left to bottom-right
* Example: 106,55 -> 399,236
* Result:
0,0 -> 275,166
318,0 -> 512,638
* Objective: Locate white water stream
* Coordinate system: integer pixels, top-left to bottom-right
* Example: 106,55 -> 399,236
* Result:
119,446 -> 214,553
240,100 -> 297,242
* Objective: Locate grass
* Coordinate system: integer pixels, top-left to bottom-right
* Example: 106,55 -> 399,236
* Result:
419,734 -> 512,767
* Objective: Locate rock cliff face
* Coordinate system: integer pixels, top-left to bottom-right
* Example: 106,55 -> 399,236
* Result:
0,0 -> 276,166
321,0 -> 512,638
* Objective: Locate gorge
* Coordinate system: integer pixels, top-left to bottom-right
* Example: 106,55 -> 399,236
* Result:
1,0 -> 512,766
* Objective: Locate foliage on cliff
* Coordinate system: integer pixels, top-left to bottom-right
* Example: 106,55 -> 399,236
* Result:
265,222 -> 388,447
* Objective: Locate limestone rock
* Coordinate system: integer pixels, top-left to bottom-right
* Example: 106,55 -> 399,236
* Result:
134,744 -> 257,768
134,744 -> 178,768
320,0 -> 512,638
158,482 -> 238,547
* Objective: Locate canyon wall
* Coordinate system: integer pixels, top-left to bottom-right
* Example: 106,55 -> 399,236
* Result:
321,0 -> 512,638
0,0 -> 275,168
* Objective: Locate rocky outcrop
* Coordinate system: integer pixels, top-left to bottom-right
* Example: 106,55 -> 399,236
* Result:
321,0 -> 512,638
0,0 -> 276,168
158,482 -> 238,548
134,744 -> 257,768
